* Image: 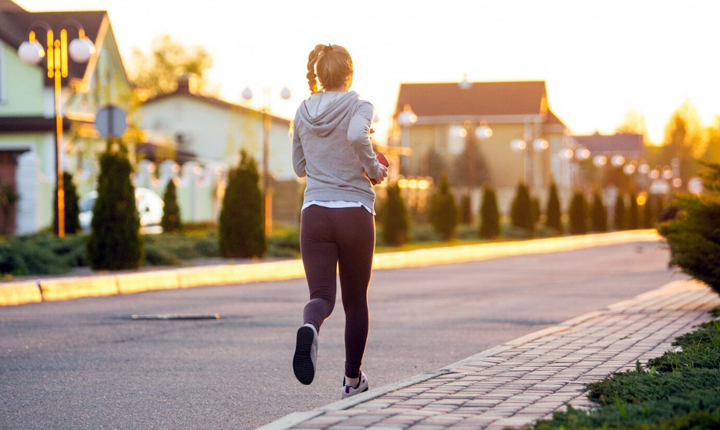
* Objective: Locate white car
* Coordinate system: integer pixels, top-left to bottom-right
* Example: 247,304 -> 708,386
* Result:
79,187 -> 165,234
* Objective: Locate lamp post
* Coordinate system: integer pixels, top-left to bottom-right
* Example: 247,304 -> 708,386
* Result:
397,104 -> 417,175
463,120 -> 492,193
510,129 -> 548,188
242,86 -> 291,234
18,21 -> 95,238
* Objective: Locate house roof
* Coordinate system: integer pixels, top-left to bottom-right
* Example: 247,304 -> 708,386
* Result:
143,83 -> 291,125
573,132 -> 644,154
0,0 -> 107,86
395,81 -> 550,118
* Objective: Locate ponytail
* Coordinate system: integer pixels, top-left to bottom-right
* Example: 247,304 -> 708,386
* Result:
305,44 -> 353,94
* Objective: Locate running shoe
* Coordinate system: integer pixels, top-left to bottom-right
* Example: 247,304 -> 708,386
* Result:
293,323 -> 318,385
341,371 -> 369,399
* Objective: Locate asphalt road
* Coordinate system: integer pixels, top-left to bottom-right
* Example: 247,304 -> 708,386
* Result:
0,241 -> 685,430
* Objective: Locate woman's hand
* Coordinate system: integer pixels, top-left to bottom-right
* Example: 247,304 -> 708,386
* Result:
373,164 -> 389,185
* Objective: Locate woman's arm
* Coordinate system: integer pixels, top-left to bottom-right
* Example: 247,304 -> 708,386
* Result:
291,113 -> 306,177
347,102 -> 382,180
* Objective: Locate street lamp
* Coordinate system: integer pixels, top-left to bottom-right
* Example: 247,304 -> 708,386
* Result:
462,120 -> 492,193
242,86 -> 291,234
18,21 -> 95,238
510,134 -> 548,188
397,104 -> 417,175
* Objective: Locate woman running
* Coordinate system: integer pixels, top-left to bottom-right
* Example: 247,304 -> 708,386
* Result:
291,43 -> 388,398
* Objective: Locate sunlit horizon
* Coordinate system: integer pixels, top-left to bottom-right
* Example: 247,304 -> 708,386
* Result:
14,0 -> 720,146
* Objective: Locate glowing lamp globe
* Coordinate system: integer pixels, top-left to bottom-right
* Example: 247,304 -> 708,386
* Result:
475,125 -> 492,140
532,139 -> 549,151
18,40 -> 45,65
280,87 -> 291,100
510,139 -> 526,152
242,87 -> 253,100
68,37 -> 95,63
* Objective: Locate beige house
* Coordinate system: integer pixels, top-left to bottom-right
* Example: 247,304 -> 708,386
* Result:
391,81 -> 572,212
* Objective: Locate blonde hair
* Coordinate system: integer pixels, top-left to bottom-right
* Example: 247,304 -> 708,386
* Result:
306,44 -> 353,94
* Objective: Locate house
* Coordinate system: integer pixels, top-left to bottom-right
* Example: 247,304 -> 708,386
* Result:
137,76 -> 298,225
0,0 -> 132,234
391,80 -> 571,212
572,132 -> 644,161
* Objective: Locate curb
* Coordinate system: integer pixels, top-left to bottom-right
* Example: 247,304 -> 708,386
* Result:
0,230 -> 661,307
256,279 -> 701,430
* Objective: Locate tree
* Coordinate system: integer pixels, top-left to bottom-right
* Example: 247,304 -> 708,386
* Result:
569,191 -> 588,235
87,142 -> 143,270
381,182 -> 410,246
479,184 -> 500,239
663,100 -> 705,187
701,116 -> 720,164
616,108 -> 647,136
658,162 -> 720,294
129,34 -> 214,98
628,190 -> 639,229
458,193 -> 473,225
545,182 -> 562,234
642,195 -> 654,229
161,179 -> 182,233
54,172 -> 80,235
614,193 -> 626,230
429,174 -> 457,240
510,181 -> 534,236
589,190 -> 607,232
219,151 -> 266,259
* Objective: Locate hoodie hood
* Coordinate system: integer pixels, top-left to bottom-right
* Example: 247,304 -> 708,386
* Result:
297,91 -> 360,137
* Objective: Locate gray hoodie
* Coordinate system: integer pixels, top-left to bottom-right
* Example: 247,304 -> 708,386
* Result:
292,91 -> 382,210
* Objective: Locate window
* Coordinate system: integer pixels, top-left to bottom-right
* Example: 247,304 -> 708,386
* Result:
0,42 -> 5,105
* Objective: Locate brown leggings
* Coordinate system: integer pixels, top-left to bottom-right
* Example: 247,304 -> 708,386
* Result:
300,205 -> 375,378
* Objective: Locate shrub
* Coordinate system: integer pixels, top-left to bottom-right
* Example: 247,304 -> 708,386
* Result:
614,192 -> 627,230
479,184 -> 500,239
590,190 -> 608,232
219,150 -> 266,259
382,182 -> 410,246
56,172 -> 81,235
428,174 -> 457,240
545,182 -> 562,234
658,162 -> 720,293
86,144 -> 144,270
458,193 -> 472,225
510,181 -> 534,236
628,190 -> 639,229
531,196 -> 541,226
569,191 -> 588,235
161,179 -> 182,233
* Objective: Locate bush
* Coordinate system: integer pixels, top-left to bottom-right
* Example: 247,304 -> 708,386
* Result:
219,150 -> 266,259
569,191 -> 588,235
56,172 -> 81,235
428,174 -> 457,240
510,181 -> 534,236
161,179 -> 181,233
629,190 -> 640,229
86,144 -> 144,270
479,184 -> 500,239
590,190 -> 608,232
614,193 -> 627,230
458,193 -> 472,225
545,182 -> 562,234
658,162 -> 720,293
381,182 -> 410,246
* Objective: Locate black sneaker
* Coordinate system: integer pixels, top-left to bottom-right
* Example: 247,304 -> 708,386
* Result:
293,324 -> 318,385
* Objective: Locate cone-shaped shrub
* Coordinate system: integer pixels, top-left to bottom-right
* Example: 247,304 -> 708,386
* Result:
531,197 -> 541,226
590,190 -> 608,232
642,194 -> 654,228
429,174 -> 457,240
628,190 -> 639,229
614,193 -> 626,230
545,182 -> 562,234
87,143 -> 143,270
219,150 -> 266,258
459,193 -> 472,225
510,181 -> 534,236
382,182 -> 410,246
161,179 -> 181,233
55,172 -> 80,234
569,191 -> 588,235
479,184 -> 500,239
658,162 -> 720,293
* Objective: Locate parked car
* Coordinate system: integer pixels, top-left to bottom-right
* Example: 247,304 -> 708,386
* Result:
79,187 -> 164,234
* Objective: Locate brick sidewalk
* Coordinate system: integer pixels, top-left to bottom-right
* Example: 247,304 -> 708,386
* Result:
262,280 -> 719,430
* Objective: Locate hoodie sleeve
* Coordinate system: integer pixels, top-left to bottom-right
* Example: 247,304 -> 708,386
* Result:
347,101 -> 381,179
291,111 -> 306,177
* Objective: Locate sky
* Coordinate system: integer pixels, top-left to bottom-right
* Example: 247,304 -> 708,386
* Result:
16,0 -> 720,145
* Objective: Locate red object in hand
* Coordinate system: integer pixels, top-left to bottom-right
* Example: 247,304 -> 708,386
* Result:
370,152 -> 389,185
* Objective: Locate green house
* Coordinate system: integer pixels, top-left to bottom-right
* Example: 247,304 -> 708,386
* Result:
0,0 -> 132,235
